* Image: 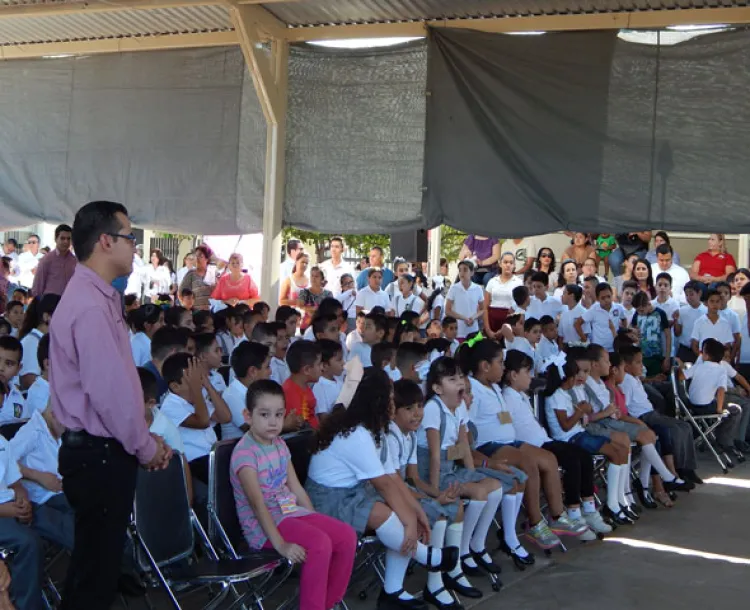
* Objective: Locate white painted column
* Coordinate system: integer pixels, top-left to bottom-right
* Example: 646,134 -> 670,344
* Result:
739,234 -> 749,269
428,225 -> 442,277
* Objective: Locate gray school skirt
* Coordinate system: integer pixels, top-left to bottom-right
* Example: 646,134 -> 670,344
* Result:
409,479 -> 460,525
305,477 -> 382,535
416,447 -> 486,491
475,465 -> 528,493
586,418 -> 642,442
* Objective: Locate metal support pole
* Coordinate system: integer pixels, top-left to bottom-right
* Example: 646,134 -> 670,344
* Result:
739,234 -> 749,269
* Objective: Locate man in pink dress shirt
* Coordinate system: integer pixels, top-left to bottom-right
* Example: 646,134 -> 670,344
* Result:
50,201 -> 172,609
31,224 -> 77,297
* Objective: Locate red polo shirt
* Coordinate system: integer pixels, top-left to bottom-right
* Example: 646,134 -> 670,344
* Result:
694,251 -> 736,278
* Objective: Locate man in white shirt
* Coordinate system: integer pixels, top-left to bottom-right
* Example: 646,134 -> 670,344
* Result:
319,237 -> 353,297
16,234 -> 43,289
500,237 -> 536,275
445,261 -> 485,339
280,239 -> 303,282
651,245 -> 690,304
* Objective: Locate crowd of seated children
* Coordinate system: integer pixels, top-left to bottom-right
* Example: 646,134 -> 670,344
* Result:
25,334 -> 50,417
129,303 -> 164,367
222,342 -> 271,440
0,336 -> 27,425
312,339 -> 345,422
18,294 -> 60,391
282,341 -> 322,433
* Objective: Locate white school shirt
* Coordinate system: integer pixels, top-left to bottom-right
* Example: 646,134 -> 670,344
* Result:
338,289 -> 358,321
160,391 -> 216,462
619,373 -> 654,418
652,263 -> 690,304
313,376 -> 343,415
386,422 -> 419,474
485,275 -> 521,309
720,308 -> 741,335
691,315 -> 734,347
354,286 -> 392,313
502,387 -> 551,447
221,379 -> 249,440
130,332 -> 151,367
346,329 -> 363,351
319,259 -> 354,297
417,396 -> 468,449
535,336 -> 559,368
559,303 -> 587,345
25,376 -> 49,416
17,251 -> 42,288
526,295 -> 563,321
270,357 -> 291,386
209,369 -> 227,394
622,305 -> 636,326
585,376 -> 612,414
685,360 -> 728,406
582,303 -> 625,352
678,304 -> 707,347
693,356 -> 738,389
19,328 -> 44,377
307,425 -> 394,488
545,388 -> 585,442
505,336 -> 535,361
386,365 -> 402,382
446,281 -> 484,338
430,293 -> 446,321
149,407 -> 185,454
392,293 -> 425,318
385,281 -> 423,302
652,297 -> 680,322
0,436 -> 22,504
468,378 -> 516,447
0,385 -> 27,424
9,410 -> 61,505
349,342 -> 373,367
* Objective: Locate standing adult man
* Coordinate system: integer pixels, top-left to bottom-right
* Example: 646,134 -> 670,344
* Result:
280,239 -> 302,282
16,234 -> 43,288
31,224 -> 77,297
356,246 -> 394,290
50,201 -> 172,609
651,244 -> 690,304
319,236 -> 353,296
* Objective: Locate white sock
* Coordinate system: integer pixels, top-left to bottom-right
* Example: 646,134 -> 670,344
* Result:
384,550 -> 413,597
641,444 -> 675,482
625,453 -> 633,494
618,463 -> 629,508
568,506 -> 582,521
426,520 -> 453,603
461,500 -> 486,568
639,454 -> 652,490
582,499 -> 597,514
606,463 -> 621,513
446,523 -> 474,587
470,488 -> 503,561
501,494 -> 529,558
376,512 -> 439,567
514,491 -> 524,515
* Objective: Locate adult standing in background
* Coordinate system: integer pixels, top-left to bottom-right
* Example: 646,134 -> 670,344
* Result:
355,246 -> 394,290
125,245 -> 146,301
608,231 -> 652,277
484,252 -> 522,336
319,236 -> 353,297
211,252 -> 259,307
16,234 -> 43,288
176,252 -> 196,286
651,244 -> 690,303
501,236 -> 536,276
459,234 -> 500,285
144,248 -> 171,303
690,233 -> 737,283
32,224 -> 77,297
280,239 -> 303,282
50,201 -> 172,609
179,244 -> 218,310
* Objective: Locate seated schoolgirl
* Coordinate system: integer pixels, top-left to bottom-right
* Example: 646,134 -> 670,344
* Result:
231,380 -> 357,610
458,340 -> 587,559
543,354 -> 634,525
387,379 -> 482,608
306,369 -> 459,610
501,350 -> 612,537
419,357 -> 503,577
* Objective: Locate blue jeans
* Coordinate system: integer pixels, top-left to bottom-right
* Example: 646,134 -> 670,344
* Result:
0,515 -> 44,610
33,494 -> 75,551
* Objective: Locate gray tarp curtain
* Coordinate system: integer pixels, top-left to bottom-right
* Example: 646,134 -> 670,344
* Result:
423,27 -> 750,235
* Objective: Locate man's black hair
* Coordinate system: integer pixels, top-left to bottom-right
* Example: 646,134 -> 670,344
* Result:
72,201 -> 129,262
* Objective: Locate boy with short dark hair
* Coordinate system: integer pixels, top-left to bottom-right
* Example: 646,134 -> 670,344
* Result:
675,281 -> 707,364
144,326 -> 189,402
536,315 -> 560,367
576,283 -> 624,352
346,310 -> 366,351
275,305 -> 300,343
217,306 -> 246,361
527,272 -> 563,320
179,288 -> 195,311
251,322 -> 277,352
243,310 -> 264,342
715,281 -> 742,362
312,314 -> 341,343
348,312 -> 387,367
222,342 -> 271,440
194,332 -> 230,396
631,291 -> 671,377
282,341 -> 323,432
512,285 -> 530,314
559,284 -> 586,348
653,272 -> 680,329
441,315 -> 459,356
371,342 -> 396,373
581,276 -> 598,309
312,339 -> 345,421
26,333 -> 50,416
252,300 -> 270,322
0,336 -> 27,424
4,301 -> 23,338
396,342 -> 429,383
268,322 -> 291,385
691,289 -> 734,357
619,280 -> 638,326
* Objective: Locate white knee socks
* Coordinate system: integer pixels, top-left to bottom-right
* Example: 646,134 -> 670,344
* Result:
460,500 -> 486,568
641,443 -> 675,482
501,493 -> 529,558
618,460 -> 630,507
606,463 -> 622,513
471,488 -> 503,561
375,512 -> 438,567
426,520 -> 453,603
639,453 -> 652,490
384,550 -> 413,597
446,523 -> 474,587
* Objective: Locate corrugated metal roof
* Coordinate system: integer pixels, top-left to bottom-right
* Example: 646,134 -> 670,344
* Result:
263,0 -> 748,27
0,4 -> 231,44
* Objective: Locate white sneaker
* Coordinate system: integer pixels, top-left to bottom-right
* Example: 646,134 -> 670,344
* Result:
583,511 -> 613,534
578,527 -> 598,542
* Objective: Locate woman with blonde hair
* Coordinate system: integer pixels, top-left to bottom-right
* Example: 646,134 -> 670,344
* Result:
690,233 -> 737,283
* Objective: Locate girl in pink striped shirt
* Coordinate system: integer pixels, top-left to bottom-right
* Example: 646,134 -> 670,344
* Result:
230,379 -> 356,610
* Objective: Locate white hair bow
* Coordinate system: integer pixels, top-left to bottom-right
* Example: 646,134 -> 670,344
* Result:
541,351 -> 567,379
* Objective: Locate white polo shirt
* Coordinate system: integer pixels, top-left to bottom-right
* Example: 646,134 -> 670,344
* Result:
502,386 -> 550,447
392,293 -> 425,318
25,376 -> 49,417
485,275 -> 521,309
130,332 -> 151,367
221,379 -> 249,441
691,315 -> 734,347
582,302 -> 625,351
685,360 -> 728,406
355,286 -> 392,313
559,303 -> 588,345
9,410 -> 61,505
307,425 -> 393,488
678,303 -> 707,348
505,336 -> 535,361
652,297 -> 680,322
0,385 -> 28,424
468,378 -> 516,447
386,422 -> 418,474
149,407 -> 185,454
348,342 -> 373,367
446,281 -> 484,338
526,295 -> 563,321
19,328 -> 44,377
418,396 -> 468,449
313,376 -> 343,415
0,436 -> 22,504
619,373 -> 654,418
545,388 -> 584,442
720,308 -> 741,335
652,263 -> 690,303
160,391 -> 216,462
319,259 -> 354,297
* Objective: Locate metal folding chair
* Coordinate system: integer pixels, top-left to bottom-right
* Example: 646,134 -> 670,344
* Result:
671,366 -> 732,474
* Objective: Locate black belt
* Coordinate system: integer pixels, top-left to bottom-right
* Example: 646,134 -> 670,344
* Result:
62,429 -> 126,454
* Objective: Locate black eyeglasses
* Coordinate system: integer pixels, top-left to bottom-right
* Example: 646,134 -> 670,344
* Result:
540,252 -> 553,258
107,232 -> 137,243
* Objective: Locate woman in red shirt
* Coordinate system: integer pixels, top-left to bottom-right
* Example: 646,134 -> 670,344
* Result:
211,253 -> 259,307
690,233 -> 737,283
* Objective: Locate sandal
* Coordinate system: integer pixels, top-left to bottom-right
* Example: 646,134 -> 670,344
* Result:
653,491 -> 674,508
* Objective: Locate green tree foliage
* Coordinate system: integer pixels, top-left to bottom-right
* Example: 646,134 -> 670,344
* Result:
281,228 -> 390,261
440,225 -> 467,262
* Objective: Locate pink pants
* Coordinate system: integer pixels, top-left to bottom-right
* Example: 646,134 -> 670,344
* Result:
263,513 -> 357,610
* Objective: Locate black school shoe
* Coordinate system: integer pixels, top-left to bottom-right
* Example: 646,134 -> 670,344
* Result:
378,590 -> 427,610
620,504 -> 640,522
423,586 -> 463,610
468,549 -> 502,574
663,478 -> 695,493
602,505 -> 634,526
442,572 -> 483,599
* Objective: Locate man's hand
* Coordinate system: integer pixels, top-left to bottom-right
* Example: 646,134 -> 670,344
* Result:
144,435 -> 173,471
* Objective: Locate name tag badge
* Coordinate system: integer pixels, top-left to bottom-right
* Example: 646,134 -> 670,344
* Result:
446,444 -> 465,461
498,411 -> 513,425
278,493 -> 298,515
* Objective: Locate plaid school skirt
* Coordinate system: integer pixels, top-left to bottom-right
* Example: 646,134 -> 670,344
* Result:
305,478 -> 383,535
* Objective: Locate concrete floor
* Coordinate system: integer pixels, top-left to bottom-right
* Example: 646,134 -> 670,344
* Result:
114,456 -> 750,609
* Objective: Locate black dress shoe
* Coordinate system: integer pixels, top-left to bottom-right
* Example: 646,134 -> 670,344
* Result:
378,589 -> 427,610
602,505 -> 633,526
634,483 -> 658,509
442,573 -> 483,599
423,586 -> 463,610
620,504 -> 639,521
663,478 -> 694,493
469,549 -> 502,574
460,554 -> 481,576
498,539 -> 535,569
688,470 -> 704,484
427,546 -> 459,572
